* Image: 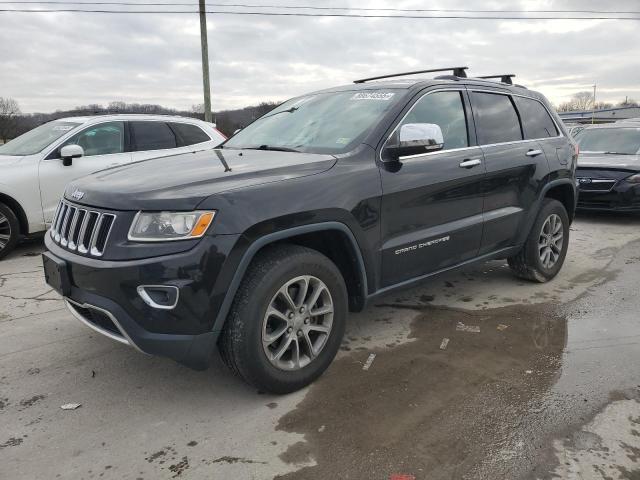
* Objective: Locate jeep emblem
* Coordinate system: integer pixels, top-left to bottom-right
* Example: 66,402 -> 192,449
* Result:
71,189 -> 85,200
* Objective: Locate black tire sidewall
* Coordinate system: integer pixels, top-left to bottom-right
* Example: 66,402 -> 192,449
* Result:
525,199 -> 570,280
0,203 -> 20,260
235,250 -> 347,393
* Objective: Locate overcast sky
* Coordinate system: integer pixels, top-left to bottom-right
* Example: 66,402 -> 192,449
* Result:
0,0 -> 639,113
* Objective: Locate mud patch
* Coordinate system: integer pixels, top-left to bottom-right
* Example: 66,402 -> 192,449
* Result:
275,303 -> 567,480
19,394 -> 45,410
0,437 -> 24,449
168,456 -> 189,477
210,456 -> 267,465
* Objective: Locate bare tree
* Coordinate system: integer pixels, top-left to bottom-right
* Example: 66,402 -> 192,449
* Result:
619,98 -> 639,107
557,91 -> 594,112
0,97 -> 21,142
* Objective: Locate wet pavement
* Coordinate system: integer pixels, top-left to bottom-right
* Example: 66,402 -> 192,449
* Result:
1,213 -> 639,479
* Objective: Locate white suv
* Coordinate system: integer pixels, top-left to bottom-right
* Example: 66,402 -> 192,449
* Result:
0,114 -> 226,259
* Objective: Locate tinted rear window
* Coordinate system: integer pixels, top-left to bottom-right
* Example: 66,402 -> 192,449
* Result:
131,121 -> 177,151
514,96 -> 558,139
169,123 -> 211,146
470,92 -> 523,145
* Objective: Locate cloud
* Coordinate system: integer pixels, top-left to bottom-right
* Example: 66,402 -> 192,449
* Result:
0,0 -> 638,112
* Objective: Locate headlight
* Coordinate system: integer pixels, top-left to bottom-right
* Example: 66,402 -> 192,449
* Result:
128,211 -> 216,241
626,173 -> 640,184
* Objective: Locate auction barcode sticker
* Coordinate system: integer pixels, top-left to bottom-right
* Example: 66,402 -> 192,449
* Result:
350,92 -> 395,101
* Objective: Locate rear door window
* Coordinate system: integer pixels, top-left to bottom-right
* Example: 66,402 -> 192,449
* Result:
131,121 -> 177,151
169,122 -> 211,146
514,96 -> 559,139
470,92 -> 523,145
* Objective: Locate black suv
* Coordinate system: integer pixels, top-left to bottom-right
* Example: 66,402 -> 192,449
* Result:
42,67 -> 577,393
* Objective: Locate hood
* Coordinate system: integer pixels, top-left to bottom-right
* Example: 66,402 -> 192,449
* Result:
65,148 -> 337,210
0,154 -> 23,166
577,152 -> 640,171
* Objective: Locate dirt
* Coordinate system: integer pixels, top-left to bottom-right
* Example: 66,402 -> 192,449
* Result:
275,302 -> 567,480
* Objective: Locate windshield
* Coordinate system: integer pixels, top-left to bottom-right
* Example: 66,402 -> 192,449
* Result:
576,127 -> 640,155
0,120 -> 81,156
222,89 -> 403,154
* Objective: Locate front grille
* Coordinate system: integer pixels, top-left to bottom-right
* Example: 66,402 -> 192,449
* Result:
50,200 -> 116,256
577,178 -> 617,192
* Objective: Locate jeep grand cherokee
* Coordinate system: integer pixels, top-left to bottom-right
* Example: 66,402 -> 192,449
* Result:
42,67 -> 577,394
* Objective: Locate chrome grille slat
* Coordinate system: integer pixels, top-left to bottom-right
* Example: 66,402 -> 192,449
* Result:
51,202 -> 62,236
54,203 -> 68,241
88,213 -> 104,255
60,207 -> 77,247
68,209 -> 86,250
50,200 -> 117,257
73,210 -> 90,251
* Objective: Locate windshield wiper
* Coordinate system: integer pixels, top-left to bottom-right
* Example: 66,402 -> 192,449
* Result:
603,151 -> 634,155
260,106 -> 299,120
246,145 -> 301,153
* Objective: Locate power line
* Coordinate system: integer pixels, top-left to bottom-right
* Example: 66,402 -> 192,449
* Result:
0,8 -> 639,20
0,1 -> 639,16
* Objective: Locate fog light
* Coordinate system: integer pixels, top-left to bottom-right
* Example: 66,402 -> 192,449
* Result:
137,285 -> 179,310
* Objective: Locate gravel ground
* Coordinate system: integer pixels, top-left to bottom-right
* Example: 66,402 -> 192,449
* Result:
1,212 -> 639,480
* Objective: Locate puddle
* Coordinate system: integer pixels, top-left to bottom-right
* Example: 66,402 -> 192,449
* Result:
275,303 -> 567,479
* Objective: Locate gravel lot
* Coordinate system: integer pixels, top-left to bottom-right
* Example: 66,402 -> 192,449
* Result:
1,213 -> 639,480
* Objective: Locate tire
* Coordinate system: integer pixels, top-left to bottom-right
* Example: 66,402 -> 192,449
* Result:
219,244 -> 348,394
0,202 -> 20,261
507,198 -> 569,283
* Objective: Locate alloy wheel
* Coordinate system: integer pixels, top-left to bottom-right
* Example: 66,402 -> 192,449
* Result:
262,275 -> 334,371
0,212 -> 11,252
538,213 -> 564,269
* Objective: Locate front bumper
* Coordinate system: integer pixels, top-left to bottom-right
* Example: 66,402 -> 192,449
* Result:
44,232 -> 241,369
577,183 -> 640,212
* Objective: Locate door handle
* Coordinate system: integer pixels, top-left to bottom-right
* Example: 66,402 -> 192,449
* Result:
526,149 -> 543,157
459,159 -> 482,169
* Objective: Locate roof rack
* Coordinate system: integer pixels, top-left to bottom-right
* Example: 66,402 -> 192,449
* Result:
353,66 -> 468,84
477,74 -> 516,85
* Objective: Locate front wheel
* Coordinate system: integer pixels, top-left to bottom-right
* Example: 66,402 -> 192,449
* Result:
219,244 -> 348,394
0,203 -> 20,261
507,198 -> 570,282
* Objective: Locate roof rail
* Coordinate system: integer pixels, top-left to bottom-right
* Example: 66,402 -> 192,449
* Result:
477,74 -> 516,85
353,66 -> 468,84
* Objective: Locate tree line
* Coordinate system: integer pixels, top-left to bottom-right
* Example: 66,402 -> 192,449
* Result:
0,98 -> 280,142
555,92 -> 638,112
1,92 -> 639,143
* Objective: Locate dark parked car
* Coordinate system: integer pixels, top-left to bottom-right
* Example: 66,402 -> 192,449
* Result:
42,67 -> 577,393
575,122 -> 640,212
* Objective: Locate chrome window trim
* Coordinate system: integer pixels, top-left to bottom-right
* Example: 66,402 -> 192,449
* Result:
398,145 -> 481,161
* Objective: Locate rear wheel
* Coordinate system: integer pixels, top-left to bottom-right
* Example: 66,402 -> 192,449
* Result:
219,244 -> 348,394
0,203 -> 19,261
508,198 -> 569,282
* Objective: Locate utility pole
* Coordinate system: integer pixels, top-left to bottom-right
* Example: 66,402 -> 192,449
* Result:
591,84 -> 597,125
199,0 -> 212,122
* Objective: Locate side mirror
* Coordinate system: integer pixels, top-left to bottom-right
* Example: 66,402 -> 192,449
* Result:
60,145 -> 84,166
383,123 -> 444,162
